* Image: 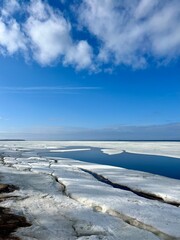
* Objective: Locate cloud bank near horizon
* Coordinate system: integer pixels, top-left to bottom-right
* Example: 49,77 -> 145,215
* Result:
0,0 -> 180,70
1,123 -> 180,140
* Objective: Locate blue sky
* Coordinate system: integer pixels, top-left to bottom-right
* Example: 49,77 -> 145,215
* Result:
0,0 -> 180,140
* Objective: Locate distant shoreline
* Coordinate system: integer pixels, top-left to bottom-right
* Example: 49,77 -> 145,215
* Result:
0,139 -> 180,142
0,139 -> 25,141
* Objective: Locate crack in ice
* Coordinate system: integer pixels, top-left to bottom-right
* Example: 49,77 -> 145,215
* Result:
80,168 -> 180,207
1,149 -> 180,240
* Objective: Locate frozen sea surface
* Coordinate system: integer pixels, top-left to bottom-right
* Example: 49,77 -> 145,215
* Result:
0,141 -> 180,240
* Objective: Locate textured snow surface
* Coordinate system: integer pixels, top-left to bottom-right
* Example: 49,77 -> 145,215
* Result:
0,141 -> 180,240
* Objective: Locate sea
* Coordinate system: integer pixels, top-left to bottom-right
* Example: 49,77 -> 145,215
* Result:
40,143 -> 180,180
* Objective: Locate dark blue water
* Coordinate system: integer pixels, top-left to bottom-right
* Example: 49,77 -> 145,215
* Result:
40,147 -> 180,180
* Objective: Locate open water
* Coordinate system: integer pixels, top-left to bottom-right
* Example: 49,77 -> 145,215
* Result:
41,146 -> 180,180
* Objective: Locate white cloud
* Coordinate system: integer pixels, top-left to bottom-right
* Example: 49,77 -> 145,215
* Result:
0,0 -> 93,70
64,40 -> 93,70
0,0 -> 180,70
0,0 -> 26,55
1,0 -> 20,17
0,18 -> 26,55
25,0 -> 93,69
25,1 -> 71,65
79,0 -> 180,68
135,0 -> 158,19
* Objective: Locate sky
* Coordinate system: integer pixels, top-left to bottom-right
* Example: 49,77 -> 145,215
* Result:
0,0 -> 180,140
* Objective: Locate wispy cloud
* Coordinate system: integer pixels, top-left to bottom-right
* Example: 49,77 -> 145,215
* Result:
0,0 -> 180,70
0,86 -> 100,93
0,116 -> 9,121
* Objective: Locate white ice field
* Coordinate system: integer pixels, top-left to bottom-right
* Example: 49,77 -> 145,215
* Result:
0,141 -> 180,240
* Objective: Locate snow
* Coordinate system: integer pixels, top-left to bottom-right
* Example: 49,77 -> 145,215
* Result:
0,141 -> 180,240
1,140 -> 180,158
70,161 -> 180,205
50,148 -> 91,152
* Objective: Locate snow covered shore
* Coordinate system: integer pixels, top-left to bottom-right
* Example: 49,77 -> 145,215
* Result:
0,141 -> 180,240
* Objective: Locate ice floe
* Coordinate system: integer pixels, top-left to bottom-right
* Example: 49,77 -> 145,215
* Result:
0,141 -> 180,240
